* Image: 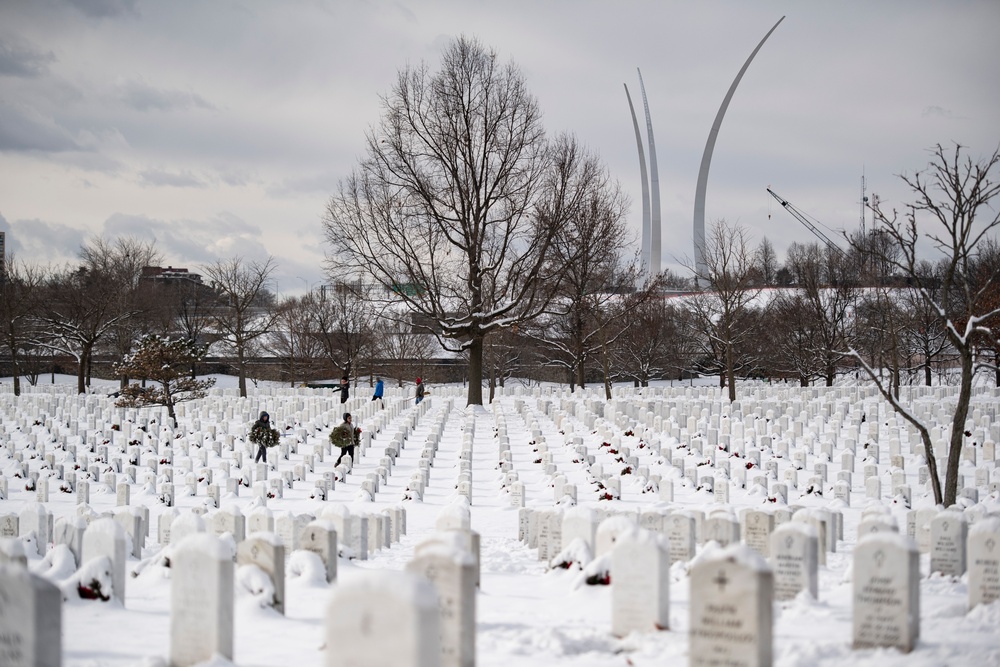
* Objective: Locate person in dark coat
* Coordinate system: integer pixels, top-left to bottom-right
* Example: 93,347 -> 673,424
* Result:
332,375 -> 350,404
415,377 -> 426,405
333,412 -> 359,466
252,411 -> 271,463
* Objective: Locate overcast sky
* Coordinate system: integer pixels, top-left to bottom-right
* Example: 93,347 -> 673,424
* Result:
1,0 -> 998,294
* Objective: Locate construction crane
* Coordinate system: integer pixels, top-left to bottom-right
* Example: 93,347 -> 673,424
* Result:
766,187 -> 847,256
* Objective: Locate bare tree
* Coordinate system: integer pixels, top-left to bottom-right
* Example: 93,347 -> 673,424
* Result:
689,221 -> 762,401
849,143 -> 1000,506
616,299 -> 695,385
265,293 -> 328,386
324,37 -> 579,405
39,262 -> 132,394
755,236 -> 779,286
0,256 -> 46,395
525,140 -> 650,392
79,236 -> 162,390
307,281 -> 380,383
784,241 -> 858,385
203,256 -> 279,397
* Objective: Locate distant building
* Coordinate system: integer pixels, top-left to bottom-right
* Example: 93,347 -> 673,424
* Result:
141,265 -> 203,285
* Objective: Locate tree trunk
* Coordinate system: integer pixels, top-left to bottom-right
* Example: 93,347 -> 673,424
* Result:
237,345 -> 247,398
944,350 -> 975,506
77,347 -> 89,394
467,334 -> 484,405
576,359 -> 586,389
725,340 -> 736,402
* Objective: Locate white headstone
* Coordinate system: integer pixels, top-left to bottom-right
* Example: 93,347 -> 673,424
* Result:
170,533 -> 234,667
689,544 -> 773,667
325,571 -> 440,667
852,533 -> 919,653
0,563 -> 62,667
968,517 -> 1000,609
611,528 -> 670,636
237,533 -> 286,614
407,540 -> 476,667
82,518 -> 127,605
769,522 -> 818,601
930,509 -> 967,576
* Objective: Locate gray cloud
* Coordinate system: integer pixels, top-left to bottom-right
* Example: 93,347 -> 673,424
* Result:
102,211 -> 269,265
63,0 -> 139,19
0,102 -> 79,152
137,168 -> 206,188
117,79 -> 214,112
0,37 -> 56,78
0,215 -> 86,266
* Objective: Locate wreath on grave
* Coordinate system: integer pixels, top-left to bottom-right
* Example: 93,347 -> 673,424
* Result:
249,424 -> 281,448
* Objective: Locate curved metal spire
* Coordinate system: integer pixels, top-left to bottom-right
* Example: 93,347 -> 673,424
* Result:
693,16 -> 784,280
624,83 -> 651,279
637,69 -> 661,278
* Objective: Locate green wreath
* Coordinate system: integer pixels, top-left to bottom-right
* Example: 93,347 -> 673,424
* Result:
249,424 -> 281,448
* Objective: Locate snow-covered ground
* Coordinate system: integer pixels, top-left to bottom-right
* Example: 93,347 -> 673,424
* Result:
2,374 -> 1000,666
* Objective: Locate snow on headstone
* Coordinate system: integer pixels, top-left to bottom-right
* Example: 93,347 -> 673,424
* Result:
769,522 -> 818,601
237,531 -> 286,613
300,520 -> 338,583
325,571 -> 440,667
968,517 -> 1000,609
82,518 -> 127,605
689,544 -> 773,667
407,538 -> 476,667
0,563 -> 62,667
170,533 -> 234,667
561,507 -> 597,556
611,527 -> 670,636
852,532 -> 919,653
169,512 -> 206,546
52,516 -> 87,565
595,515 -> 638,558
19,504 -> 50,557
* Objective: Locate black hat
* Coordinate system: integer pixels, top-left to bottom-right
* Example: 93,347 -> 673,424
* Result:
343,412 -> 352,421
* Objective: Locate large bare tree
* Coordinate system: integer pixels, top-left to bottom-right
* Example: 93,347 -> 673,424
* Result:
851,143 -> 1000,506
323,36 -> 579,405
689,221 -> 762,402
203,256 -> 279,397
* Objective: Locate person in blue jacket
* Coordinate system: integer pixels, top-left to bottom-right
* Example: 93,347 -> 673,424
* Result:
372,378 -> 384,408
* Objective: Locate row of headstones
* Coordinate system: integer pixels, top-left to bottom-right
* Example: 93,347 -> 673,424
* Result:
0,499 -> 475,667
519,503 -> 843,572
574,512 -> 1000,664
530,389 -> 1000,513
6,512 -> 1000,666
1,499 -> 407,590
0,386 -> 438,511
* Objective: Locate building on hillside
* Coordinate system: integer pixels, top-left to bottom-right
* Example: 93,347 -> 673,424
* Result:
141,265 -> 203,285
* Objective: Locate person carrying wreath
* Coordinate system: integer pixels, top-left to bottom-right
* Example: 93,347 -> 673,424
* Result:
330,412 -> 360,467
249,411 -> 279,463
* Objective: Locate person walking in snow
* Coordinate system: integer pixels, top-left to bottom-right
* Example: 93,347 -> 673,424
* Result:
372,378 -> 384,409
249,411 -> 278,464
332,375 -> 350,404
331,412 -> 360,467
415,377 -> 426,405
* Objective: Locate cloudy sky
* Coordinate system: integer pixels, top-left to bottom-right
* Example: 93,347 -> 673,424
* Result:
1,0 -> 998,294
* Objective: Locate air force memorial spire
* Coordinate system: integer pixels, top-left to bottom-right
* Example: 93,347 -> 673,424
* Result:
627,16 -> 784,284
